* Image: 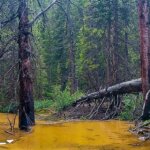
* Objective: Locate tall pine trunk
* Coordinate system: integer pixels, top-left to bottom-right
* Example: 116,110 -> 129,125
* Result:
18,0 -> 35,130
124,0 -> 129,80
138,0 -> 150,120
67,0 -> 77,94
106,0 -> 112,86
112,0 -> 119,84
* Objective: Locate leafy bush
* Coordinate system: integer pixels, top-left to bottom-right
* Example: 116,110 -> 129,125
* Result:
34,100 -> 53,112
119,94 -> 143,120
34,86 -> 83,112
0,102 -> 18,113
51,86 -> 83,111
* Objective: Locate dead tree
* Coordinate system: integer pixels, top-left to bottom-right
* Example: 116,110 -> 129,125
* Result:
138,0 -> 150,120
18,0 -> 35,130
73,78 -> 142,106
67,0 -> 77,94
18,0 -> 58,130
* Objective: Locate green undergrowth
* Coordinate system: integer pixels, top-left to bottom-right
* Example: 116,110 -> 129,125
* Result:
0,102 -> 18,113
0,91 -> 144,122
35,86 -> 83,112
0,86 -> 83,113
34,100 -> 53,112
52,86 -> 83,111
119,94 -> 143,120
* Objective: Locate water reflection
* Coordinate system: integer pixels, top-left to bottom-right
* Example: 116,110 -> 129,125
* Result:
0,114 -> 150,150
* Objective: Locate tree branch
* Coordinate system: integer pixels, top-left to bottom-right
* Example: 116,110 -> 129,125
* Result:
0,35 -> 17,59
55,1 -> 68,20
36,0 -> 48,23
29,0 -> 58,26
0,13 -> 18,28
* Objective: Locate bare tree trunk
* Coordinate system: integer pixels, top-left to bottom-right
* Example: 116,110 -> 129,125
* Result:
67,0 -> 77,94
112,0 -> 119,84
106,0 -> 112,86
18,0 -> 35,130
138,0 -> 150,120
73,78 -> 142,106
123,0 -> 129,80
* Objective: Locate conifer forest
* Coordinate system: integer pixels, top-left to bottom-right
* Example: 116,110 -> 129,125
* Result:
0,0 -> 150,150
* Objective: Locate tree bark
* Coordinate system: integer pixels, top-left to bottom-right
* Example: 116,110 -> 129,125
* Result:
67,0 -> 77,94
73,78 -> 142,106
138,0 -> 150,120
112,0 -> 119,84
18,0 -> 35,130
123,0 -> 129,80
106,0 -> 112,86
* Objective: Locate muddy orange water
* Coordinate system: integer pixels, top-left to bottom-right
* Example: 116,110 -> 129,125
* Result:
0,113 -> 150,150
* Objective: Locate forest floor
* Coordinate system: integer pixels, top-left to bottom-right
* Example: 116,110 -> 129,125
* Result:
36,104 -> 117,123
35,102 -> 122,120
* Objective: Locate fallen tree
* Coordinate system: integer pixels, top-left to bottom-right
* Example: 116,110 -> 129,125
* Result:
73,78 -> 142,106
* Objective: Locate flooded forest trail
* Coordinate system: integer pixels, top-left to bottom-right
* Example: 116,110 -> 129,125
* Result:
0,113 -> 150,150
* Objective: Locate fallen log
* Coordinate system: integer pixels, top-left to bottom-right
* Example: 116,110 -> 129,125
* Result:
73,78 -> 142,105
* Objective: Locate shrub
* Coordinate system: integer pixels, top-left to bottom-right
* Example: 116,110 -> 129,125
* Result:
0,102 -> 18,113
51,86 -> 83,111
119,94 -> 143,120
34,99 -> 53,112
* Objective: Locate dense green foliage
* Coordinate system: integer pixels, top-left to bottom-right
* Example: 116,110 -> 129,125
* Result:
0,0 -> 141,116
32,0 -> 140,95
34,86 -> 83,112
120,94 -> 143,120
0,87 -> 83,113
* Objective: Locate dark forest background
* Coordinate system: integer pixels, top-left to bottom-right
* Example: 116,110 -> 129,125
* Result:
0,0 -> 141,119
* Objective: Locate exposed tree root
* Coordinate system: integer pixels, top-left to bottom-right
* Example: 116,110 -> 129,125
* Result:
131,120 -> 150,141
61,78 -> 143,121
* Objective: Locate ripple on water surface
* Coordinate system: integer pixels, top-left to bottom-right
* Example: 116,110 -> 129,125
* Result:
0,113 -> 150,150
